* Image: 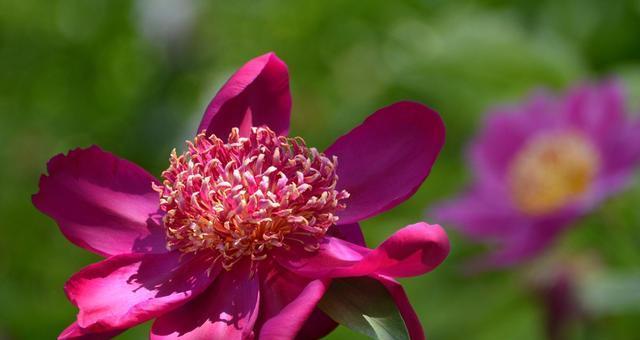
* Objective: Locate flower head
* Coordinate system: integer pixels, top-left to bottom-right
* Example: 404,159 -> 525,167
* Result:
434,80 -> 640,268
507,130 -> 600,216
33,53 -> 448,339
156,127 -> 349,269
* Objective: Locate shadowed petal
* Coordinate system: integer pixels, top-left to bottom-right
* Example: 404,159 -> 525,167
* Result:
326,101 -> 444,224
65,251 -> 218,331
256,265 -> 329,339
32,146 -> 166,257
198,52 -> 291,139
151,263 -> 259,340
327,222 -> 366,247
277,222 -> 449,279
58,322 -> 125,340
295,308 -> 338,340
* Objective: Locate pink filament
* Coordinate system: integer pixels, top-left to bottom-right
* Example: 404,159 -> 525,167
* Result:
154,127 -> 349,270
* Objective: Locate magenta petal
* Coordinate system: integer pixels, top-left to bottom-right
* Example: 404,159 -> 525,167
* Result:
32,146 -> 166,257
295,308 -> 338,340
598,117 -> 640,174
151,264 -> 260,340
374,275 -> 425,340
66,251 -> 217,331
565,80 -> 625,144
58,322 -> 125,340
198,52 -> 291,139
277,222 -> 449,279
468,93 -> 558,183
432,187 -> 528,239
467,218 -> 571,270
326,101 -> 445,224
327,222 -> 366,247
257,265 -> 329,339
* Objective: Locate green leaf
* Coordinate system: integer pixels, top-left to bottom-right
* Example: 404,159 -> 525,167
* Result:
318,277 -> 410,340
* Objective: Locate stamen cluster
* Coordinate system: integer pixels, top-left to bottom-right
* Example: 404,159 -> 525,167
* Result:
154,127 -> 349,270
508,130 -> 599,215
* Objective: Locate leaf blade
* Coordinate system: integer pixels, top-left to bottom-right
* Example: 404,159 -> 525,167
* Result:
318,276 -> 410,340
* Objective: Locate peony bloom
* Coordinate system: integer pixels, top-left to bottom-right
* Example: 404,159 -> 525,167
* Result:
434,80 -> 640,268
33,53 -> 449,339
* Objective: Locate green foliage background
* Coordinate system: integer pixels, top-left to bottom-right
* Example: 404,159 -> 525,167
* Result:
2,0 -> 640,338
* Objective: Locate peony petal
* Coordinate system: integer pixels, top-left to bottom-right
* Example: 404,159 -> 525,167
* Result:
374,275 -> 425,340
198,52 -> 291,140
431,187 -> 529,240
564,80 -> 625,145
32,146 -> 166,257
468,93 -> 558,184
597,118 -> 640,177
325,101 -> 445,224
58,322 -> 125,340
433,188 -> 584,269
295,308 -> 338,340
277,222 -> 449,279
466,213 -> 575,271
327,222 -> 366,247
257,265 -> 329,339
65,251 -> 218,331
151,262 -> 260,340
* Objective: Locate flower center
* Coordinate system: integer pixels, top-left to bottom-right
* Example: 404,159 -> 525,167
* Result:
507,130 -> 599,215
154,127 -> 349,270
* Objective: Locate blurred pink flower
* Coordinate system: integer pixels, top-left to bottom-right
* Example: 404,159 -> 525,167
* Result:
434,80 -> 640,269
33,53 -> 448,339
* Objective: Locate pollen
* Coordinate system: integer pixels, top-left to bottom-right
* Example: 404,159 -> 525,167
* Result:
153,127 -> 349,270
507,130 -> 600,215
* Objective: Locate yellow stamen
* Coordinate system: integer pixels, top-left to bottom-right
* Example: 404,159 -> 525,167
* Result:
508,130 -> 599,215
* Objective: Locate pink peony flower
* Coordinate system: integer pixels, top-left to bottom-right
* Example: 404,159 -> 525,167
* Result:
33,53 -> 449,339
434,80 -> 640,269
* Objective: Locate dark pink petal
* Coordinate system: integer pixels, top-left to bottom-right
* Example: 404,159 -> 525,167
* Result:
66,251 -> 217,331
374,275 -> 425,340
32,146 -> 166,257
326,101 -> 445,224
277,222 -> 449,279
198,52 -> 291,139
151,263 -> 260,340
327,222 -> 366,247
257,265 -> 329,339
295,308 -> 338,340
58,322 -> 124,340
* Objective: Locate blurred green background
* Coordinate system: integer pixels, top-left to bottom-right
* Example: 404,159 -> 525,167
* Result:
3,0 -> 640,339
